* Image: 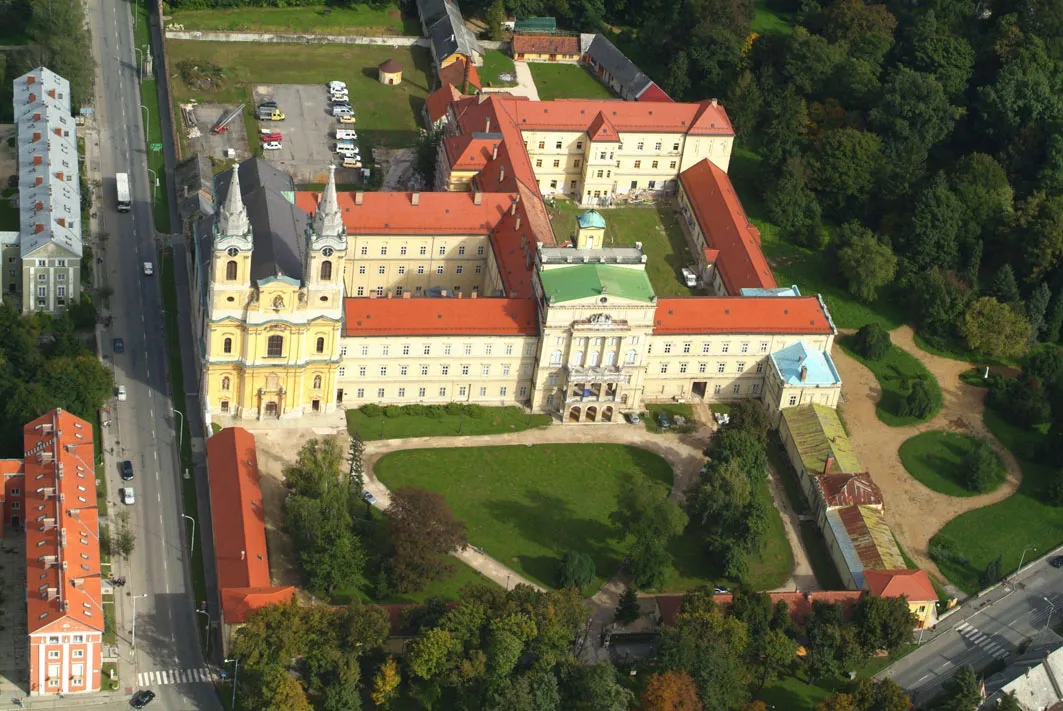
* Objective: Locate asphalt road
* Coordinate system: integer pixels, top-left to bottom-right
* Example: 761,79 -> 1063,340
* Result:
85,0 -> 220,709
881,556 -> 1063,705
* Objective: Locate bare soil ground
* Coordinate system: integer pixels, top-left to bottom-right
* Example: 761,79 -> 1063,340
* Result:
832,325 -> 1021,585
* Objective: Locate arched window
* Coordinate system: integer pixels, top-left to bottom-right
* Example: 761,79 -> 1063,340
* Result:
316,337 -> 325,354
313,375 -> 322,389
225,260 -> 238,281
221,376 -> 231,391
320,260 -> 333,281
588,351 -> 600,367
223,337 -> 233,354
267,335 -> 283,358
572,351 -> 584,367
604,351 -> 616,366
625,350 -> 637,365
550,350 -> 562,365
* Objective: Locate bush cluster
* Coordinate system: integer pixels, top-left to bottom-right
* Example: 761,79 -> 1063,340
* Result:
358,403 -> 489,419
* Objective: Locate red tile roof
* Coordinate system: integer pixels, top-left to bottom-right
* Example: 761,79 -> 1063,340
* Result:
512,34 -> 581,56
444,134 -> 502,171
294,190 -> 517,235
587,110 -> 620,142
220,587 -> 297,625
680,159 -> 776,292
507,98 -> 733,135
652,296 -> 835,335
864,569 -> 937,602
637,82 -> 673,103
24,409 -> 102,634
344,296 -> 539,336
816,472 -> 883,508
655,590 -> 864,628
425,84 -> 466,124
438,58 -> 482,92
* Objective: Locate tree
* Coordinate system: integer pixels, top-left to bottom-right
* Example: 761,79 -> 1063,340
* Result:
1025,348 -> 1063,385
996,692 -> 1022,711
760,87 -> 809,168
562,662 -> 636,711
407,626 -> 454,681
1011,192 -> 1063,283
664,50 -> 691,100
903,11 -> 975,98
838,229 -> 898,304
386,486 -> 467,592
901,175 -> 962,273
766,155 -> 822,236
115,511 -> 136,560
487,671 -> 561,711
852,595 -> 915,653
963,297 -> 1034,359
615,586 -> 641,625
936,665 -> 981,711
23,0 -> 95,108
815,694 -> 856,711
990,265 -> 1021,304
658,604 -> 751,711
284,436 -> 348,498
849,678 -> 909,711
728,399 -> 772,444
784,26 -> 845,96
612,474 -> 687,589
809,128 -> 883,219
1045,291 -> 1063,343
978,37 -> 1063,142
961,439 -> 1004,493
980,556 -> 1003,587
256,665 -> 313,711
804,601 -> 868,681
558,551 -> 596,589
817,0 -> 897,66
756,629 -> 798,689
853,323 -> 892,361
626,535 -> 674,590
485,0 -> 505,40
949,153 -> 1014,247
1028,283 -> 1052,340
641,671 -> 703,711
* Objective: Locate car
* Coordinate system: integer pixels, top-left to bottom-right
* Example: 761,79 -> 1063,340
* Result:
335,129 -> 358,141
260,131 -> 282,142
363,491 -> 377,505
332,105 -> 354,117
258,100 -> 277,109
713,586 -> 730,595
656,412 -> 672,429
341,157 -> 363,169
143,262 -> 153,276
327,80 -> 347,92
338,115 -> 357,125
116,385 -> 127,401
121,487 -> 135,505
1050,556 -> 1063,568
113,337 -> 124,354
131,689 -> 155,708
330,89 -> 350,101
120,460 -> 134,481
681,267 -> 698,288
262,141 -> 282,151
335,140 -> 359,152
625,412 -> 641,424
336,146 -> 359,158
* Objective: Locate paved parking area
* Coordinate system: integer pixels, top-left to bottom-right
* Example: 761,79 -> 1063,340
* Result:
182,103 -> 250,164
252,84 -> 364,185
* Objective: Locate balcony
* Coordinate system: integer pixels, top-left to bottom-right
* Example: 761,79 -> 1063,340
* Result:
565,364 -> 626,383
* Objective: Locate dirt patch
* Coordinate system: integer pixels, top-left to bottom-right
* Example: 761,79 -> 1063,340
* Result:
377,147 -> 418,191
832,325 -> 1022,587
247,425 -> 349,596
181,103 -> 252,164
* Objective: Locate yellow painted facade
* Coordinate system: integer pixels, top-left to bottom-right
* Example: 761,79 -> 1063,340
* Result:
343,233 -> 490,297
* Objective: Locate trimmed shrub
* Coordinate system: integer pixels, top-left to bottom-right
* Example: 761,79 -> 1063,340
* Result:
360,403 -> 383,418
384,405 -> 404,418
854,323 -> 891,361
960,439 -> 1005,493
899,380 -> 933,419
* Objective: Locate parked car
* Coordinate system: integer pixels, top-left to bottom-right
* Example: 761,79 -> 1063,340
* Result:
257,109 -> 285,121
332,105 -> 354,117
342,157 -> 363,169
120,460 -> 134,481
363,491 -> 377,505
713,586 -> 730,595
338,114 -> 357,125
131,689 -> 155,708
260,130 -> 282,142
330,89 -> 350,101
335,129 -> 358,141
121,487 -> 135,506
258,100 -> 277,109
656,412 -> 672,429
681,267 -> 697,288
327,80 -> 347,92
262,141 -> 282,151
113,337 -> 124,354
625,412 -> 641,424
1050,556 -> 1063,568
673,414 -> 686,426
336,146 -> 359,158
143,262 -> 153,276
116,385 -> 127,401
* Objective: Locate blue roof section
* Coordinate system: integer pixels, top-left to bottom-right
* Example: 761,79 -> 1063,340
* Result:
577,210 -> 606,229
770,341 -> 842,387
825,509 -> 865,590
740,285 -> 802,297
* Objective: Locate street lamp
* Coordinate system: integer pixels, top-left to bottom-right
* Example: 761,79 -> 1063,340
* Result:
1044,596 -> 1056,632
140,105 -> 149,134
146,168 -> 158,206
1016,545 -> 1038,579
225,658 -> 240,710
132,47 -> 143,78
131,593 -> 148,652
174,408 -> 185,453
181,513 -> 195,554
196,608 -> 210,628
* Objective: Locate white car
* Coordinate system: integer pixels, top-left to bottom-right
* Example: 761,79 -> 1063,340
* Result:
143,262 -> 153,275
121,487 -> 135,505
681,267 -> 698,288
116,385 -> 127,401
262,141 -> 282,151
327,80 -> 346,92
330,90 -> 349,101
336,146 -> 359,158
335,129 -> 358,141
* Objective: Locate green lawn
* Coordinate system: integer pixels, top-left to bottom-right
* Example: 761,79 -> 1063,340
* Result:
166,41 -> 434,148
346,406 -> 551,440
334,555 -> 495,605
480,49 -> 517,88
527,62 -> 616,100
0,188 -> 18,230
899,431 -> 1006,497
729,148 -> 906,331
169,4 -> 418,35
751,0 -> 795,35
548,202 -> 697,297
838,336 -> 942,427
756,646 -> 918,708
643,403 -> 696,434
141,78 -> 172,233
930,408 -> 1062,593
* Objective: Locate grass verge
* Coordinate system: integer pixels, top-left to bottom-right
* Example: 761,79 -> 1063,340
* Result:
346,406 -> 551,440
527,62 -> 616,100
930,407 -> 1060,593
480,49 -> 517,87
102,661 -> 119,690
644,403 -> 696,434
838,336 -> 942,427
161,250 -> 209,651
169,3 -> 417,35
899,431 -> 1005,497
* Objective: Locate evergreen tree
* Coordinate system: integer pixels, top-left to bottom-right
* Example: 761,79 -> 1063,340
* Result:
1046,290 -> 1063,343
990,265 -> 1021,304
615,587 -> 641,625
1028,282 -> 1052,341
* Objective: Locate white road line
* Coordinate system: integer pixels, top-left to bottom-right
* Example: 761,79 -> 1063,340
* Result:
157,492 -> 161,502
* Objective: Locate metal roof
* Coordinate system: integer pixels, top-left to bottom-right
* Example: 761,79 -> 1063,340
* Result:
780,404 -> 862,476
585,34 -> 654,99
539,263 -> 655,304
770,341 -> 842,387
515,17 -> 557,32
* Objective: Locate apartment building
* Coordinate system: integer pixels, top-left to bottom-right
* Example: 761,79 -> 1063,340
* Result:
12,67 -> 82,314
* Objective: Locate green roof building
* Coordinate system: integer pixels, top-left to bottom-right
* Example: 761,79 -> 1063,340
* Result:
515,16 -> 557,32
539,264 -> 655,304
577,210 -> 606,229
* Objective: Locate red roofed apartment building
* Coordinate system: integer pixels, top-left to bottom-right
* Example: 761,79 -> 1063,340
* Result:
11,409 -> 103,697
205,427 -> 295,655
191,89 -> 840,426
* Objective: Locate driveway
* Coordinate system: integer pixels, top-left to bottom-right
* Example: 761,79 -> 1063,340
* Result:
497,60 -> 540,101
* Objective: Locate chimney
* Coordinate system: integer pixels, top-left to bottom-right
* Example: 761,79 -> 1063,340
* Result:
53,128 -> 62,136
710,98 -> 718,107
499,165 -> 505,182
33,155 -> 42,166
355,191 -> 364,205
823,454 -> 835,477
473,191 -> 483,205
28,93 -> 36,103
411,191 -> 420,206
485,117 -> 491,133
241,550 -> 246,560
510,200 -> 517,216
800,365 -> 808,382
35,176 -> 42,186
471,291 -> 478,298
492,144 -> 498,160
440,289 -> 448,297
514,216 -> 521,230
32,132 -> 41,143
47,89 -> 56,98
26,75 -> 35,85
402,291 -> 412,299
57,218 -> 65,227
35,201 -> 43,212
33,112 -> 40,121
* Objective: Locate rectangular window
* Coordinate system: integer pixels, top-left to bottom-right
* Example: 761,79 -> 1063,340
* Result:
698,362 -> 707,373
423,344 -> 431,355
421,365 -> 429,376
439,387 -> 447,397
683,343 -> 691,353
482,365 -> 490,376
633,160 -> 641,169
377,266 -> 386,275
717,363 -> 726,373
660,364 -> 668,374
737,362 -> 745,373
456,265 -> 463,274
459,386 -> 468,397
752,384 -> 760,395
484,344 -> 493,355
420,246 -> 427,255
419,387 -> 426,397
502,364 -> 511,376
741,343 -> 749,353
756,362 -> 764,373
458,246 -> 466,255
553,159 -> 560,168
555,141 -> 563,149
358,265 -> 366,275
714,384 -> 722,394
679,362 -> 688,373
359,367 -> 366,377
357,388 -> 365,397
57,273 -> 66,281
357,286 -> 365,296
398,387 -> 406,397
547,394 -> 555,406
663,343 -> 672,353
400,365 -> 408,376
361,346 -> 369,356
340,346 -> 348,357
339,367 -> 347,377
465,344 -> 473,355
439,246 -> 447,256
519,385 -> 528,396
378,388 -> 386,397
56,286 -> 66,297
479,387 -> 487,396
505,344 -> 514,355
670,161 -> 677,169
596,170 -> 604,178
400,246 -> 408,255
417,266 -> 425,274
637,141 -> 644,150
37,286 -> 46,297
538,140 -> 545,149
402,345 -> 410,356
444,344 -> 452,355
789,395 -> 798,406
462,365 -> 470,376
360,246 -> 368,256
380,246 -> 388,256
382,345 -> 390,357
652,160 -> 658,169
441,365 -> 449,375
48,651 -> 60,659
549,374 -> 559,385
500,386 -> 508,396
436,265 -> 444,275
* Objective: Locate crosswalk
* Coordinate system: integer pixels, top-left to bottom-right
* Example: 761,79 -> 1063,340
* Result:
955,621 -> 1010,660
136,668 -> 215,687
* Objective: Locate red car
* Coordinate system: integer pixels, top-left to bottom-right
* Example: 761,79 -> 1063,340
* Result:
260,131 -> 282,142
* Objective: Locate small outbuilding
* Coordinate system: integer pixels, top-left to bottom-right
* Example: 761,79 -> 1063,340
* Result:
378,59 -> 403,86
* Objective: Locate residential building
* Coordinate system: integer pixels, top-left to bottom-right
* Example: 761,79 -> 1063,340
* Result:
779,404 -> 863,500
863,569 -> 939,630
0,458 -> 25,537
512,34 -> 581,62
416,0 -> 481,70
12,67 -> 82,314
22,409 -> 102,696
205,427 -> 296,656
579,34 -> 671,102
982,637 -> 1063,710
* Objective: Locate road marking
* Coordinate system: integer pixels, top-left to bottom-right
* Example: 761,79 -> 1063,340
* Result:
956,621 -> 1010,660
157,492 -> 161,503
137,668 -> 214,686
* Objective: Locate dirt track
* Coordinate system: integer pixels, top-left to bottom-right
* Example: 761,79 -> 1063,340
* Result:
832,326 -> 1021,590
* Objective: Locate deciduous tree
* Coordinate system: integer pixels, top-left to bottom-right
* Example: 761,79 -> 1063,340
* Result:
767,155 -> 822,235
809,128 -> 883,219
850,678 -> 909,711
386,486 -> 467,592
658,605 -> 751,711
558,550 -> 596,589
936,665 -> 981,711
852,595 -> 915,653
853,323 -> 892,361
963,297 -> 1034,359
838,230 -> 898,303
641,671 -> 703,711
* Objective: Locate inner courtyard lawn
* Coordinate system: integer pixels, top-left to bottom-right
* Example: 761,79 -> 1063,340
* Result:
480,49 -> 518,88
374,443 -> 793,592
548,202 -> 697,297
838,335 -> 942,427
527,62 -> 616,100
899,431 -> 1006,497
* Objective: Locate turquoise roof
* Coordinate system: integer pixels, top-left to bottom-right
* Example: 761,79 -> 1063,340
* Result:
770,341 -> 841,387
577,210 -> 606,230
539,264 -> 655,303
740,285 -> 802,297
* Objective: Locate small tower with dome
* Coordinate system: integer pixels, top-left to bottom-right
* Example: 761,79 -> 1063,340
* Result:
575,210 -> 606,249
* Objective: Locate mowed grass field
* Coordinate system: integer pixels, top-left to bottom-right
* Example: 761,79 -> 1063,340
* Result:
169,4 -> 419,35
480,49 -> 518,88
165,41 -> 434,147
346,406 -> 551,441
899,431 -> 1006,497
548,202 -> 697,297
527,62 -> 616,100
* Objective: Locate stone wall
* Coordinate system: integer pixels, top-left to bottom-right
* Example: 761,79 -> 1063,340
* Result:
164,30 -> 428,47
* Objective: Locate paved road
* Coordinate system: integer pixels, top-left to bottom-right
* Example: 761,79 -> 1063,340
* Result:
880,556 -> 1063,705
85,0 -> 220,709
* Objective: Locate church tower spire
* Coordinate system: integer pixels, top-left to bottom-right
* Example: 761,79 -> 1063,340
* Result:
312,164 -> 344,238
218,165 -> 251,240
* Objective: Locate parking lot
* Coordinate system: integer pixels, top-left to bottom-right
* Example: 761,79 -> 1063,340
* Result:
182,103 -> 251,165
252,84 -> 365,185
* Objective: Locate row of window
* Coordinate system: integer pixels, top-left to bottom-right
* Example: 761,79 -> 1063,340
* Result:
355,264 -> 482,276
659,362 -> 766,375
340,363 -> 530,378
658,341 -> 772,355
30,259 -> 69,267
355,285 -> 478,297
530,139 -> 682,153
342,343 -> 534,358
357,244 -> 485,257
36,273 -> 68,281
353,385 -> 526,399
37,286 -> 67,297
47,649 -> 85,659
227,260 -> 335,282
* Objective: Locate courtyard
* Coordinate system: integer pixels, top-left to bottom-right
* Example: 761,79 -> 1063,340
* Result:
527,62 -> 616,100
